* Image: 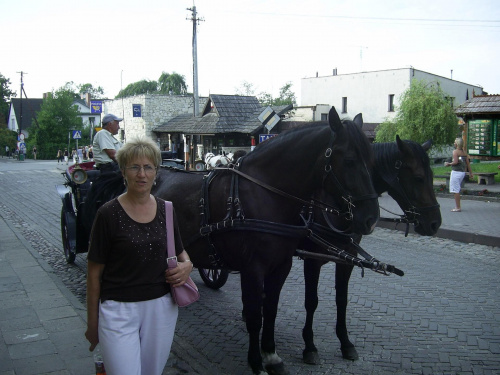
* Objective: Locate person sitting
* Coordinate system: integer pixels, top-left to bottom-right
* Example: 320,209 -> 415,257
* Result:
93,114 -> 123,173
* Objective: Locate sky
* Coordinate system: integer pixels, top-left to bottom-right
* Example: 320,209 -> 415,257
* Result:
2,0 -> 500,104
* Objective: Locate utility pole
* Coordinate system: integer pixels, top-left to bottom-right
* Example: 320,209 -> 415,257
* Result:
187,6 -> 204,117
359,46 -> 368,72
16,71 -> 27,137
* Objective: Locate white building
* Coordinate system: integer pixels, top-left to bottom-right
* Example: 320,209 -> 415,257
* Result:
300,68 -> 484,125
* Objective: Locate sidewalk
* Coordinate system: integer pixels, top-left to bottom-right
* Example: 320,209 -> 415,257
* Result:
0,215 -> 94,375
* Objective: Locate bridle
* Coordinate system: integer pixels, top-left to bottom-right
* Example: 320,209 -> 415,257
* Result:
379,158 -> 440,236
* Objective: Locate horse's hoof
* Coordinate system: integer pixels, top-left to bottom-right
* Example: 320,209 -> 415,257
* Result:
303,349 -> 320,365
341,346 -> 359,361
265,361 -> 289,375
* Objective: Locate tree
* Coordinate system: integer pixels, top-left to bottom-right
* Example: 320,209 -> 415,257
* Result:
0,128 -> 17,153
77,83 -> 105,99
235,81 -> 256,96
258,82 -> 297,107
29,86 -> 84,159
158,72 -> 188,95
375,79 -> 458,147
116,80 -> 158,98
0,73 -> 16,128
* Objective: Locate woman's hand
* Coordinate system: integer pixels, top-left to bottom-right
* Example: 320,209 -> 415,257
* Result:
165,258 -> 194,287
85,324 -> 99,351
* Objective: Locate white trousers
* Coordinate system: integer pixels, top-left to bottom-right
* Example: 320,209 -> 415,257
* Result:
450,170 -> 465,193
98,294 -> 178,375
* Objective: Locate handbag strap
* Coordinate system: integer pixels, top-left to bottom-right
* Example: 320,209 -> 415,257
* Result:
165,201 -> 175,259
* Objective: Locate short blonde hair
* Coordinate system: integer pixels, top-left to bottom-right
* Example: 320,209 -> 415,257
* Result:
454,137 -> 464,150
116,137 -> 161,170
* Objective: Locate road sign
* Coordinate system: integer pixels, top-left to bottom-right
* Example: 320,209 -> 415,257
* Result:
259,134 -> 277,143
72,130 -> 82,139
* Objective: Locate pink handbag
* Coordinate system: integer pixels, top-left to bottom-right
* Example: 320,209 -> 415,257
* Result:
165,201 -> 199,307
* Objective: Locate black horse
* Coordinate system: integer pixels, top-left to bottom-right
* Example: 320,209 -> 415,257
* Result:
152,107 -> 380,374
301,136 -> 442,365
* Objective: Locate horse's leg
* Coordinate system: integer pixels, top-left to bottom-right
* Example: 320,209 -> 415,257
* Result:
335,262 -> 358,360
240,269 -> 266,375
261,260 -> 292,375
302,258 -> 324,365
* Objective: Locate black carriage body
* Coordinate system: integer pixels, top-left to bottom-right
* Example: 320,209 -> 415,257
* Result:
56,164 -> 100,263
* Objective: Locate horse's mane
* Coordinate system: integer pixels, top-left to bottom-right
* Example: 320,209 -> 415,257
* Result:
244,120 -> 372,165
373,140 -> 431,182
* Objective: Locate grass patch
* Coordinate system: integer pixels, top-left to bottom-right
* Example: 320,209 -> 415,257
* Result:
432,162 -> 500,183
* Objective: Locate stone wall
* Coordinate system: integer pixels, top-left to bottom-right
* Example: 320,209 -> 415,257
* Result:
102,94 -> 207,143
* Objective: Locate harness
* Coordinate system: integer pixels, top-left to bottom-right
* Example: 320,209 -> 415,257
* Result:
378,158 -> 440,236
193,134 -> 385,275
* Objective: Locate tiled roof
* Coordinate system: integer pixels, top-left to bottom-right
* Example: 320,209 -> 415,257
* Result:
9,98 -> 44,129
155,95 -> 292,135
455,95 -> 500,115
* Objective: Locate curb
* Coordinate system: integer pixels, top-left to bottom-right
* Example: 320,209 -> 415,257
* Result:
376,220 -> 499,247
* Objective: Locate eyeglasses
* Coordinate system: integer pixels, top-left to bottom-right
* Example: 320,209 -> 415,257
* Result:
125,165 -> 156,174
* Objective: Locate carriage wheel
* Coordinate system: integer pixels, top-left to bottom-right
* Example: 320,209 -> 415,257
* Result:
198,268 -> 229,289
60,207 -> 76,264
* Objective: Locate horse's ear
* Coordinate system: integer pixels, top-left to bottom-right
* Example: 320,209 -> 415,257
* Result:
396,135 -> 413,159
328,106 -> 342,133
421,139 -> 432,152
352,113 -> 363,129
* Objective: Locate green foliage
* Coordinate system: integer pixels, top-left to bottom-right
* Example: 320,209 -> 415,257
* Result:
258,82 -> 297,107
116,72 -> 188,98
0,73 -> 16,128
158,72 -> 187,95
0,128 -> 18,153
116,80 -> 158,98
375,79 -> 459,148
29,86 -> 85,159
77,83 -> 105,99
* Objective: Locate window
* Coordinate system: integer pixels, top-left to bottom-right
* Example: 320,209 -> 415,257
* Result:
321,113 -> 328,121
342,97 -> 347,113
388,94 -> 395,112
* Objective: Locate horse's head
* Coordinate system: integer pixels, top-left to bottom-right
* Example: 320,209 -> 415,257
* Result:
374,136 -> 442,236
319,107 -> 379,235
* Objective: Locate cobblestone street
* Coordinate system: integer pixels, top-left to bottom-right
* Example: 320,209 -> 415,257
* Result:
1,160 -> 499,374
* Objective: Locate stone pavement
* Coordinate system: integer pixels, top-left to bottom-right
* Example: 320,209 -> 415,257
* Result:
1,157 -> 499,374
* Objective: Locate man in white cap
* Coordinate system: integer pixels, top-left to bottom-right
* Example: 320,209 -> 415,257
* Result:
93,114 -> 123,172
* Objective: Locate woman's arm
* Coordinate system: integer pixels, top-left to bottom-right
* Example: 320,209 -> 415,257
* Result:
85,260 -> 105,351
445,150 -> 460,167
165,250 -> 194,287
465,155 -> 474,178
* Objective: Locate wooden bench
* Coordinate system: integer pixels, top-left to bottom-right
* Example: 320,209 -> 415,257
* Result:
476,172 -> 498,185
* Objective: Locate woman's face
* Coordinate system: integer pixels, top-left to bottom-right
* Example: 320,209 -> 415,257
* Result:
123,156 -> 157,194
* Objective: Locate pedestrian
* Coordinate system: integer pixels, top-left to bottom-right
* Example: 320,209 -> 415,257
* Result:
88,147 -> 94,161
57,149 -> 62,163
5,145 -> 9,158
444,137 -> 474,212
64,148 -> 69,164
92,114 -> 123,173
85,136 -> 193,375
72,149 -> 77,163
32,146 -> 37,160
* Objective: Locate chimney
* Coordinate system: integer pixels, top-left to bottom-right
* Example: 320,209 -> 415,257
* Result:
333,68 -> 337,76
86,93 -> 91,106
316,72 -> 318,77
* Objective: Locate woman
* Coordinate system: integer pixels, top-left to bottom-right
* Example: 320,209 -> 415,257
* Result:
85,137 -> 193,375
444,137 -> 473,212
